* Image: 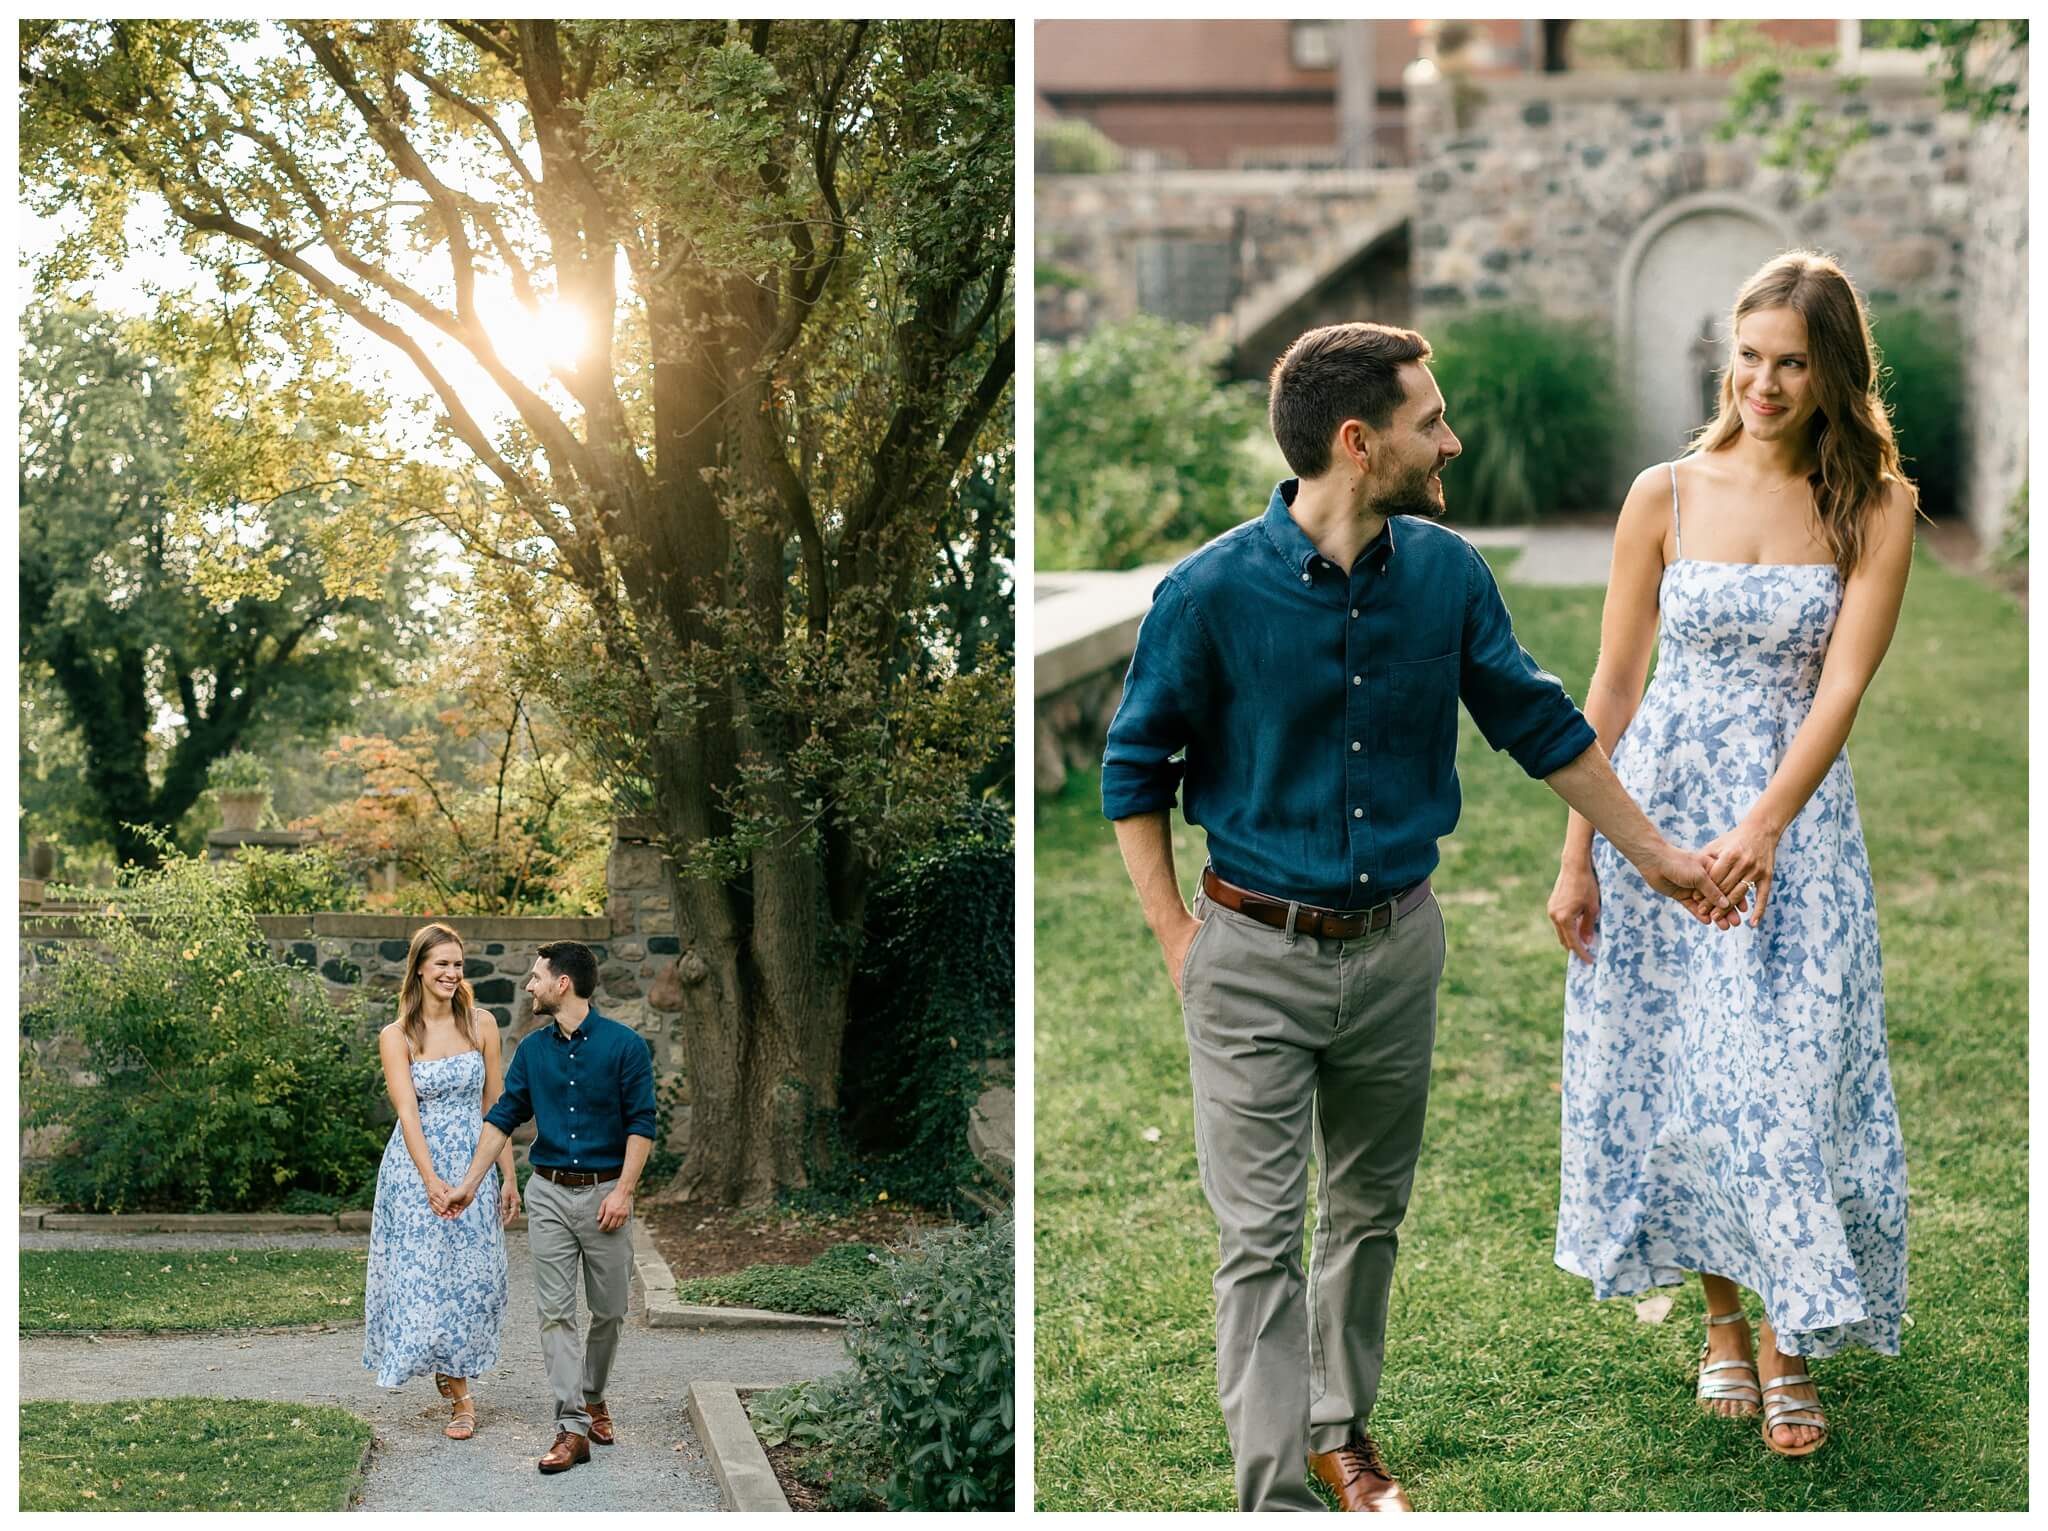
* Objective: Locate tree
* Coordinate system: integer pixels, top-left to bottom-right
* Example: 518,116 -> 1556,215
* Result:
22,20 -> 1016,1202
18,305 -> 424,869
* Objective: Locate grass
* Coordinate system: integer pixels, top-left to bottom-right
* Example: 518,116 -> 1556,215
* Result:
21,1250 -> 369,1333
1033,546 -> 2027,1510
19,1398 -> 372,1511
675,1242 -> 888,1316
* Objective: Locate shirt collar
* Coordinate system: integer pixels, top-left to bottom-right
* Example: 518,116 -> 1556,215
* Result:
1261,479 -> 1397,581
549,1006 -> 603,1042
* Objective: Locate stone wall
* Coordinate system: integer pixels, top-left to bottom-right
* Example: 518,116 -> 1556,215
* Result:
1405,71 -> 1971,319
1037,168 -> 1413,360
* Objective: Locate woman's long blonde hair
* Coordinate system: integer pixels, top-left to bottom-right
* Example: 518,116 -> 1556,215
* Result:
1689,250 -> 1918,578
398,922 -> 480,1058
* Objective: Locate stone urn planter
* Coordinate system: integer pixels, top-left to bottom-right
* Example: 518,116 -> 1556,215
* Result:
216,790 -> 271,833
20,877 -> 46,907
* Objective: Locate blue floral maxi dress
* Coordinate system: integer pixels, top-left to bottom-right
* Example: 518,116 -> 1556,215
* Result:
1555,470 -> 1907,1357
363,1050 -> 511,1386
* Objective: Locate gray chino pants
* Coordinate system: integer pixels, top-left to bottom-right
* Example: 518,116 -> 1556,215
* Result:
1180,882 -> 1447,1512
526,1172 -> 636,1437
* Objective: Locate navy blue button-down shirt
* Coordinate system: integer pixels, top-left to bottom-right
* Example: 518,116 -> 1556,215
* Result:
1101,480 -> 1598,908
485,1007 -> 659,1175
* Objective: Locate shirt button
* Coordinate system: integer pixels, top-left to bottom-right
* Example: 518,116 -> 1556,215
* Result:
1352,675 -> 1361,685
1360,873 -> 1371,884
1351,741 -> 1361,752
1350,608 -> 1359,618
1301,573 -> 1312,584
1353,808 -> 1364,819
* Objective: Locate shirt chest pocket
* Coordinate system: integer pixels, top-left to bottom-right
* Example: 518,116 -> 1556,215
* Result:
1376,652 -> 1461,759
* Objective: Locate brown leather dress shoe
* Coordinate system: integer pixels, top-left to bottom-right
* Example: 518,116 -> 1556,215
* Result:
587,1400 -> 615,1446
537,1430 -> 591,1474
1309,1433 -> 1413,1512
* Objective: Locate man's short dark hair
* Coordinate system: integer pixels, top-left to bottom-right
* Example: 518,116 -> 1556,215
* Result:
1267,322 -> 1433,478
536,940 -> 598,999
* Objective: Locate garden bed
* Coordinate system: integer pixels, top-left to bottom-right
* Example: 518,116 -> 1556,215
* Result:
19,1398 -> 372,1511
643,1201 -> 940,1283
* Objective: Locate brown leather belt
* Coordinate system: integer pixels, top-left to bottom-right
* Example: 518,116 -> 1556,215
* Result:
529,1165 -> 619,1188
1201,867 -> 1432,940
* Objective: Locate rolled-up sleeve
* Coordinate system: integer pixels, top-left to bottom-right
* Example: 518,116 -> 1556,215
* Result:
484,1036 -> 533,1136
620,1032 -> 659,1141
1457,546 -> 1597,780
1101,576 -> 1211,820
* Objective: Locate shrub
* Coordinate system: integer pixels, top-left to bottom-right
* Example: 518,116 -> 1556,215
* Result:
751,1216 -> 1015,1511
1871,307 -> 1963,519
204,750 -> 272,792
675,1243 -> 887,1317
1036,315 -> 1270,570
1035,117 -> 1122,174
1995,480 -> 2027,569
797,801 -> 1010,1217
21,838 -> 387,1212
231,845 -> 365,915
1428,310 -> 1618,524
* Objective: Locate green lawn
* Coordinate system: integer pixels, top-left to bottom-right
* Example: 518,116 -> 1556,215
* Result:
20,1398 -> 372,1511
1034,547 -> 2027,1511
21,1250 -> 369,1333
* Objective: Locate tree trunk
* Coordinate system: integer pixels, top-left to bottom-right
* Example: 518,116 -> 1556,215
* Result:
661,863 -> 858,1204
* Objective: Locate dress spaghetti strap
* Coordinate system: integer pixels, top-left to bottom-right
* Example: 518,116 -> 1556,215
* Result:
1667,460 -> 1683,560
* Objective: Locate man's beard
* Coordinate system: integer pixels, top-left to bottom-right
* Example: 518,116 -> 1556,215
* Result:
532,992 -> 558,1016
1369,459 -> 1446,521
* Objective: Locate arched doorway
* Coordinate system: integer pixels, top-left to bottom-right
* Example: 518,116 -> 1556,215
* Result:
1617,195 -> 1796,487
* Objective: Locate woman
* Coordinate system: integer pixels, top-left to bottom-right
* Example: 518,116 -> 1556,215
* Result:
363,923 -> 517,1438
1549,251 -> 1915,1457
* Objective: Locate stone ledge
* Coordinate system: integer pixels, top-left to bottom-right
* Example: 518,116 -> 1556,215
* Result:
631,1220 -> 848,1333
307,913 -> 613,939
688,1379 -> 791,1513
38,1212 -> 343,1233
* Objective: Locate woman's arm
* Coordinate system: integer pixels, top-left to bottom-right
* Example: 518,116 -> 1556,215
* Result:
480,1022 -> 519,1219
377,1024 -> 446,1194
1561,465 -> 1672,868
1704,481 -> 1916,922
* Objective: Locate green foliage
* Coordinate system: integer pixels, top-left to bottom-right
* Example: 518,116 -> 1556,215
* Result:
230,845 -> 365,915
675,1242 -> 887,1316
21,838 -> 387,1212
752,1216 -> 1015,1510
1714,19 -> 2027,189
17,305 -> 428,870
20,1399 -> 373,1513
1037,316 -> 1271,570
1564,20 -> 1687,72
204,751 -> 271,792
806,800 -> 1014,1216
1036,118 -> 1123,174
1871,308 -> 1963,519
1430,312 -> 1617,523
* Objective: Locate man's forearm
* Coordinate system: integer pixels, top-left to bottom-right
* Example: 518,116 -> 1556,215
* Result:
460,1123 -> 511,1193
1544,746 -> 1667,868
1113,811 -> 1191,935
615,1135 -> 653,1198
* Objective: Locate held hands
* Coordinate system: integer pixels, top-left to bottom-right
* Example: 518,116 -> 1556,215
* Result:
1635,842 -> 1749,927
597,1184 -> 634,1233
1700,820 -> 1778,928
430,1177 -> 474,1219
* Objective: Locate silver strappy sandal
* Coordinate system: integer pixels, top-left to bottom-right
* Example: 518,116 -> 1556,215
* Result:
1760,1371 -> 1829,1457
1696,1309 -> 1762,1417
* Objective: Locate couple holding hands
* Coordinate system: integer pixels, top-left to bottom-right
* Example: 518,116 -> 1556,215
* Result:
360,929 -> 658,1475
1106,251 -> 1913,1510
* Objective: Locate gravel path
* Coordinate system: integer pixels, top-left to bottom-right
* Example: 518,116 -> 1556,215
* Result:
21,1230 -> 849,1511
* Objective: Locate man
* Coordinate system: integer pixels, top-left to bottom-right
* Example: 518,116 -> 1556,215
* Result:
439,940 -> 658,1474
1102,322 -> 1739,1511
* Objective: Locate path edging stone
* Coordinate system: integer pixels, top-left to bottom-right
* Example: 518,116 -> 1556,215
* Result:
687,1379 -> 791,1513
29,1210 -> 528,1234
631,1220 -> 848,1332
